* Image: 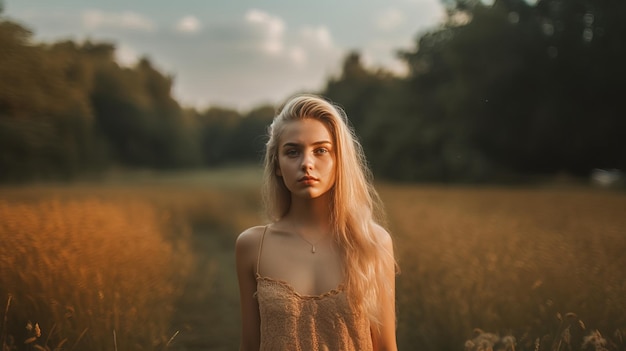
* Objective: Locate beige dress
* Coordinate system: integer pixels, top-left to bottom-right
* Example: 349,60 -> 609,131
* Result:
254,226 -> 373,351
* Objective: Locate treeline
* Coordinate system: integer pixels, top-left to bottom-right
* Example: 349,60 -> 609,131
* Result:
1,0 -> 625,183
0,18 -> 274,182
324,0 -> 626,182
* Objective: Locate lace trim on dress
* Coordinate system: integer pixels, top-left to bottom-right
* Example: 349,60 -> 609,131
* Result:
256,274 -> 345,300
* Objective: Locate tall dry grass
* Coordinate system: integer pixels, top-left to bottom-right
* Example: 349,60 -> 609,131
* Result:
383,185 -> 626,351
0,173 -> 262,351
0,198 -> 193,351
1,169 -> 625,351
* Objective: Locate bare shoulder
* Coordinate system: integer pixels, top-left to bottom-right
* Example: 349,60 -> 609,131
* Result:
236,225 -> 267,248
235,225 -> 267,258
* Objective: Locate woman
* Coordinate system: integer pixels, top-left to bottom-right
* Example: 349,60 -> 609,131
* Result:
236,94 -> 398,350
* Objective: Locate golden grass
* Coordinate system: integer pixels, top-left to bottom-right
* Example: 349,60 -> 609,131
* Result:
1,169 -> 625,350
0,197 -> 194,350
382,185 -> 626,351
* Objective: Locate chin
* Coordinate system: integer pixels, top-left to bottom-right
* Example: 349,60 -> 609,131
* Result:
289,184 -> 332,200
295,189 -> 323,199
302,192 -> 320,199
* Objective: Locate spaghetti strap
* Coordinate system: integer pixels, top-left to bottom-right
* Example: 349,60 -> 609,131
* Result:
256,225 -> 269,276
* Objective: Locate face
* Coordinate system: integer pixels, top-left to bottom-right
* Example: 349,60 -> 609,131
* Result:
276,118 -> 336,200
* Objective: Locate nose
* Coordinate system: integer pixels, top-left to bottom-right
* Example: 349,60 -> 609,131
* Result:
301,153 -> 313,170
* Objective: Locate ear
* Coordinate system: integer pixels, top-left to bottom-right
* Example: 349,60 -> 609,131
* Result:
276,165 -> 282,177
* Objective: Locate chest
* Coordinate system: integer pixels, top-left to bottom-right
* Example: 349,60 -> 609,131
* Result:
258,234 -> 344,296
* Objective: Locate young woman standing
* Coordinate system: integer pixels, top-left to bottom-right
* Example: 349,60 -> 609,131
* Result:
236,94 -> 398,350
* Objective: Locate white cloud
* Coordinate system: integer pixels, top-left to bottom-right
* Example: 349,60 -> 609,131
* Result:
412,0 -> 447,26
361,0 -> 445,76
7,1 -> 448,110
175,16 -> 201,34
245,9 -> 285,55
162,10 -> 345,109
115,43 -> 140,67
376,8 -> 405,31
360,38 -> 411,76
300,26 -> 333,49
385,59 -> 409,76
241,10 -> 341,70
292,25 -> 342,71
289,47 -> 307,67
81,10 -> 156,32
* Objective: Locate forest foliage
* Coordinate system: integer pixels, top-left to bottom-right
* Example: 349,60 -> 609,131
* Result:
1,0 -> 624,183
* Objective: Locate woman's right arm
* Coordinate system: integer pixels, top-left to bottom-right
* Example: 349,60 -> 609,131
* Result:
236,227 -> 262,351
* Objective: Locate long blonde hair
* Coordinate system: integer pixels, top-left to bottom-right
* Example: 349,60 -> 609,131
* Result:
261,94 -> 395,326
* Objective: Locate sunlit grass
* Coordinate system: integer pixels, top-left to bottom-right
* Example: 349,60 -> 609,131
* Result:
1,168 -> 625,350
0,198 -> 194,350
384,185 -> 626,351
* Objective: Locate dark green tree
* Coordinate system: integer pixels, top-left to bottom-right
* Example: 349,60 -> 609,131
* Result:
395,0 -> 626,180
234,105 -> 274,163
0,20 -> 106,181
196,107 -> 242,166
324,52 -> 393,133
89,50 -> 200,169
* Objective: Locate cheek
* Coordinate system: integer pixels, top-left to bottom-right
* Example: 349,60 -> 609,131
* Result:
276,157 -> 292,178
276,155 -> 289,176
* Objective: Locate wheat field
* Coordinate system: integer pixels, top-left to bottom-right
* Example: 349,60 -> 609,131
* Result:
1,169 -> 625,351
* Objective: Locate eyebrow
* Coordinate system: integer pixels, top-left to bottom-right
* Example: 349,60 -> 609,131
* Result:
281,140 -> 332,148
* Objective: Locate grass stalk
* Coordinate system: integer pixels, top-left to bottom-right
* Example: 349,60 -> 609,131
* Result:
43,323 -> 56,347
164,330 -> 180,350
0,294 -> 12,349
69,328 -> 88,351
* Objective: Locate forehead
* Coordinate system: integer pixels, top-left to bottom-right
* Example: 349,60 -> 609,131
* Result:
279,118 -> 333,145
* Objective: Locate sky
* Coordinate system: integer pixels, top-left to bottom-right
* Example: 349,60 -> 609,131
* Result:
4,0 -> 446,111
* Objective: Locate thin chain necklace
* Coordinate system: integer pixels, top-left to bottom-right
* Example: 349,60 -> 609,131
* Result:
295,233 -> 323,254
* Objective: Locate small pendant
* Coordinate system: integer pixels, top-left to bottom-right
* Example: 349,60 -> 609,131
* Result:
311,245 -> 316,254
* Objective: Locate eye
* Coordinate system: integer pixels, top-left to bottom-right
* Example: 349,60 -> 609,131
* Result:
315,147 -> 330,155
285,149 -> 299,157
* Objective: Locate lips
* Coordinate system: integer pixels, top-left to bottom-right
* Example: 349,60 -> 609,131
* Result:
298,175 -> 319,182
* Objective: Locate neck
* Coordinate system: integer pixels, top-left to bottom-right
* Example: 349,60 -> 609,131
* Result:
285,192 -> 333,233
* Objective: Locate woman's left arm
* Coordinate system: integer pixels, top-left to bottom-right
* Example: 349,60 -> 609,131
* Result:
371,227 -> 398,351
